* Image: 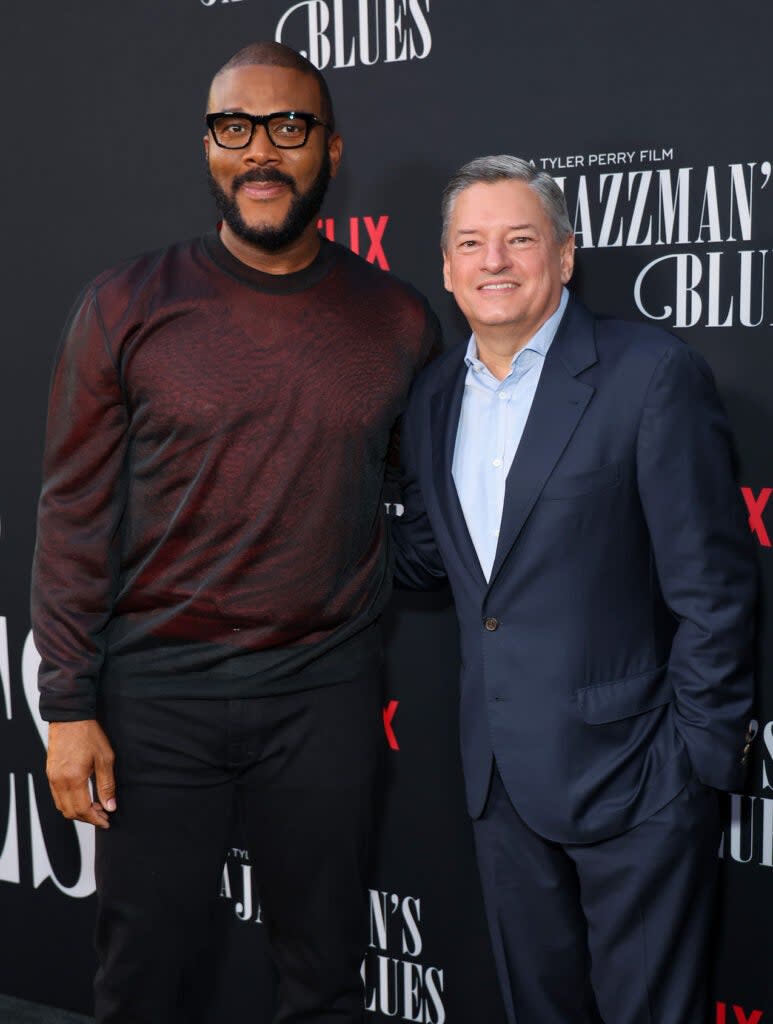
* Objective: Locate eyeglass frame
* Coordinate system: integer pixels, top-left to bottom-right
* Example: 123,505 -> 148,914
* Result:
206,110 -> 332,150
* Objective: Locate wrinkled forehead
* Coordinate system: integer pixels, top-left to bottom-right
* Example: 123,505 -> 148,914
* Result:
207,64 -> 324,115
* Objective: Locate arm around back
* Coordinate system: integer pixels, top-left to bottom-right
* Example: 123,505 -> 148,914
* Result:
390,383 -> 448,591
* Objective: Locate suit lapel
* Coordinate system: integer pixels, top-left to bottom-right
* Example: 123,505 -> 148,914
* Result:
488,300 -> 597,587
430,359 -> 488,586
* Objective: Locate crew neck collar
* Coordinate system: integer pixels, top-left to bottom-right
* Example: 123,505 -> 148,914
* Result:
202,229 -> 337,294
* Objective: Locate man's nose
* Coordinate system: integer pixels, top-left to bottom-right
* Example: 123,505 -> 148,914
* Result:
481,240 -> 511,273
243,123 -> 280,164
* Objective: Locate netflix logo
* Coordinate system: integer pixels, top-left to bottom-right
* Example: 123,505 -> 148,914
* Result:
716,1003 -> 764,1023
318,215 -> 390,268
742,487 -> 771,547
383,700 -> 399,751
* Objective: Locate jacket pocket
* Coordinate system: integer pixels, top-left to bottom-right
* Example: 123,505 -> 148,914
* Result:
541,461 -> 621,500
576,664 -> 672,724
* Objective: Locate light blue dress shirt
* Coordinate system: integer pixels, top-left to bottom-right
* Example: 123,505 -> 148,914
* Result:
452,288 -> 569,580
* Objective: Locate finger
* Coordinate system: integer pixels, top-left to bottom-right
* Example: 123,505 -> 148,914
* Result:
94,759 -> 117,813
52,780 -> 110,828
69,800 -> 111,829
86,801 -> 111,829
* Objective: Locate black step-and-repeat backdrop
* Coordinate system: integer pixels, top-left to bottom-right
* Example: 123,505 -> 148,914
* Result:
2,3 -> 771,1021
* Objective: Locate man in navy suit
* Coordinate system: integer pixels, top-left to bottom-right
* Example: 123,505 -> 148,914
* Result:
393,155 -> 756,1023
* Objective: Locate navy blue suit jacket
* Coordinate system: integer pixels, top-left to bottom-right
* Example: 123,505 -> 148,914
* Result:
393,298 -> 756,844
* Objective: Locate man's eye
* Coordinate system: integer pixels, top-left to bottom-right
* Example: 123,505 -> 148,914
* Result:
222,122 -> 248,135
273,121 -> 303,135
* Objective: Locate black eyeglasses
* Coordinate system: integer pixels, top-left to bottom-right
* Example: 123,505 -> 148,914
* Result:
206,110 -> 330,150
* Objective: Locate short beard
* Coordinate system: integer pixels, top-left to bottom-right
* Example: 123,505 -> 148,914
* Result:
207,151 -> 331,252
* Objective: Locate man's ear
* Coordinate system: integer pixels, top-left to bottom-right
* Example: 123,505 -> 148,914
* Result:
560,234 -> 575,284
328,133 -> 343,179
442,251 -> 453,293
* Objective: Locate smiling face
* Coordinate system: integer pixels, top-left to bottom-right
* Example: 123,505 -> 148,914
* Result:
443,179 -> 574,350
205,63 -> 342,266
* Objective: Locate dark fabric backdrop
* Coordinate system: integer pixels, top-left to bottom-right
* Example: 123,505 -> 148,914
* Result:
1,3 -> 771,1021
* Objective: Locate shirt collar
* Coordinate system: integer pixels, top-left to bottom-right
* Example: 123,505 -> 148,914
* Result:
464,287 -> 570,371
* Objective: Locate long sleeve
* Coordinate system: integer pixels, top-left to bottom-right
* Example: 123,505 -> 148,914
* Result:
384,300 -> 443,500
31,236 -> 443,706
31,287 -> 129,720
636,342 -> 757,789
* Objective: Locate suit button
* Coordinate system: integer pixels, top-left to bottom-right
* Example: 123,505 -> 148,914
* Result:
484,617 -> 499,631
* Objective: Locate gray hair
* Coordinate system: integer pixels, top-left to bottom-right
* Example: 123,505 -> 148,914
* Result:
440,155 -> 573,250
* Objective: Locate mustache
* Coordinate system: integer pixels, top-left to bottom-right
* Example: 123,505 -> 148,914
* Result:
232,168 -> 297,192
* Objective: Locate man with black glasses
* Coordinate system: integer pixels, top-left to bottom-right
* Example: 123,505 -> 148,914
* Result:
32,41 -> 438,1024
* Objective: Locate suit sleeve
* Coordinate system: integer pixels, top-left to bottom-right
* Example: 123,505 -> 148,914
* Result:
31,288 -> 130,721
390,384 -> 448,590
636,342 -> 756,790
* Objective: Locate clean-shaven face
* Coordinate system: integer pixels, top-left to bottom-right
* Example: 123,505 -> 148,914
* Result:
443,179 -> 574,343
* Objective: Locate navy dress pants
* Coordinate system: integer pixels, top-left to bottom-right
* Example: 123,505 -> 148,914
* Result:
94,675 -> 384,1024
473,767 -> 720,1024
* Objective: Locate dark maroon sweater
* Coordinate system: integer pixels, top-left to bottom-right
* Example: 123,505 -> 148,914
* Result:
32,232 -> 439,720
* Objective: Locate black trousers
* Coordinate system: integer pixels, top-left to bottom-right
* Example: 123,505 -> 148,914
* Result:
94,675 -> 384,1024
473,767 -> 720,1024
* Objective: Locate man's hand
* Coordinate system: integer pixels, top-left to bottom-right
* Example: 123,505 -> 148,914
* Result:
46,720 -> 117,829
